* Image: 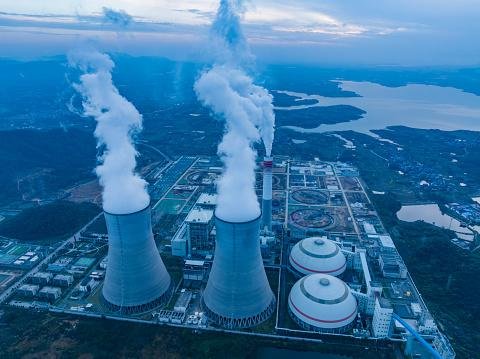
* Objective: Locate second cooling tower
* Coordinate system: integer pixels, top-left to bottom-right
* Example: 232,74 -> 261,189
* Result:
202,214 -> 275,328
102,205 -> 172,314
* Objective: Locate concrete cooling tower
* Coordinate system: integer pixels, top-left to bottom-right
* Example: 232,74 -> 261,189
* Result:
261,156 -> 273,232
102,205 -> 172,314
202,214 -> 276,328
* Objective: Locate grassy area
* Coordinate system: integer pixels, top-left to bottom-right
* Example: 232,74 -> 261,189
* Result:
0,201 -> 100,245
161,253 -> 184,285
372,192 -> 480,358
0,308 -> 394,359
153,199 -> 185,215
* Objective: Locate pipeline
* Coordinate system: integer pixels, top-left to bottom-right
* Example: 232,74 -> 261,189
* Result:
392,314 -> 441,359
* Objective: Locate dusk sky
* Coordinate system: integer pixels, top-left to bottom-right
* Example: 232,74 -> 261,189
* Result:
0,0 -> 479,66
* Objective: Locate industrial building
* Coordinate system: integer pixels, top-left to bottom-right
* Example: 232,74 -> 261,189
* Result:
171,194 -> 216,258
372,297 -> 393,338
288,273 -> 358,334
174,290 -> 193,313
183,260 -> 207,283
102,205 -> 172,314
196,193 -> 217,209
38,286 -> 62,302
79,277 -> 97,293
29,272 -> 53,285
185,208 -> 214,257
289,237 -> 347,277
52,274 -> 74,288
202,215 -> 276,329
16,284 -> 39,298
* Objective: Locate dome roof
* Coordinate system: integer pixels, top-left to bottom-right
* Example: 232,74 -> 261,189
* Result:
289,237 -> 346,277
288,273 -> 357,331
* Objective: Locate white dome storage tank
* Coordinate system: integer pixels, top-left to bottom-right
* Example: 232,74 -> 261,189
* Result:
288,273 -> 357,334
289,237 -> 346,277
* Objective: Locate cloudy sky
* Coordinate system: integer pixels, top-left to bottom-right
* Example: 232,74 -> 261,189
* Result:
0,0 -> 479,66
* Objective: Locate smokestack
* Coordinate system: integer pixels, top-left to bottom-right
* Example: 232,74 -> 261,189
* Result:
102,205 -> 172,314
202,214 -> 275,328
262,156 -> 273,232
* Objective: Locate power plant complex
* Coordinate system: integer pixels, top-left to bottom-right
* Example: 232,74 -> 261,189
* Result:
3,156 -> 455,359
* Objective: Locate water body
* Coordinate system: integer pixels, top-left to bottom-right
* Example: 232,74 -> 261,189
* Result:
279,82 -> 480,139
330,134 -> 356,149
292,139 -> 307,144
397,204 -> 475,241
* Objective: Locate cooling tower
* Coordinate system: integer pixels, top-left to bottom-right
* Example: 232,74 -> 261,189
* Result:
102,205 -> 172,314
202,214 -> 275,328
261,156 -> 273,232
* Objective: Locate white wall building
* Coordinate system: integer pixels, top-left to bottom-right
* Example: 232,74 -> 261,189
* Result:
372,297 -> 393,338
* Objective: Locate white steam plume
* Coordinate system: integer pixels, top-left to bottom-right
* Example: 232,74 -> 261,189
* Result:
195,0 -> 275,222
69,49 -> 149,215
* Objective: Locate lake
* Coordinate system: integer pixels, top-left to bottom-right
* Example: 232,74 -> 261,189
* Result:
278,81 -> 480,140
396,203 -> 475,241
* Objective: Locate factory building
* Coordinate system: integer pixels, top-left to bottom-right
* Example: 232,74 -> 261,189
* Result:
80,277 -> 97,293
288,273 -> 358,334
38,286 -> 62,302
171,224 -> 188,257
289,237 -> 346,277
174,290 -> 193,313
196,193 -> 217,210
29,272 -> 53,285
202,215 -> 275,329
185,208 -> 214,257
379,253 -> 408,279
261,157 -> 273,232
102,205 -> 172,314
17,284 -> 39,298
52,274 -> 74,288
183,260 -> 207,282
372,297 -> 393,338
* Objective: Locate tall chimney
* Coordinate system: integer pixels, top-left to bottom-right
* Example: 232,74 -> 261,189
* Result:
102,205 -> 172,314
262,156 -> 273,232
202,214 -> 275,328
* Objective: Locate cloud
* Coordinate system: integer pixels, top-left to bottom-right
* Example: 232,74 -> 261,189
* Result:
0,1 -> 478,65
102,7 -> 133,27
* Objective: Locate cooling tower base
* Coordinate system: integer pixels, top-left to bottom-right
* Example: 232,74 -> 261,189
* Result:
102,281 -> 174,315
202,297 -> 276,329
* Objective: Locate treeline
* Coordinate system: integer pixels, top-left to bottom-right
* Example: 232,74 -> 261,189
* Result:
0,200 -> 100,243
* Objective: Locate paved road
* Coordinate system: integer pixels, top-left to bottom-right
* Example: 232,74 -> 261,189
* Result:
277,160 -> 290,329
333,164 -> 361,237
0,212 -> 103,304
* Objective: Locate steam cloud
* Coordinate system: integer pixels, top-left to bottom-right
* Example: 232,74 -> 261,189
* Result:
102,7 -> 133,27
69,49 -> 150,215
195,0 -> 276,222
